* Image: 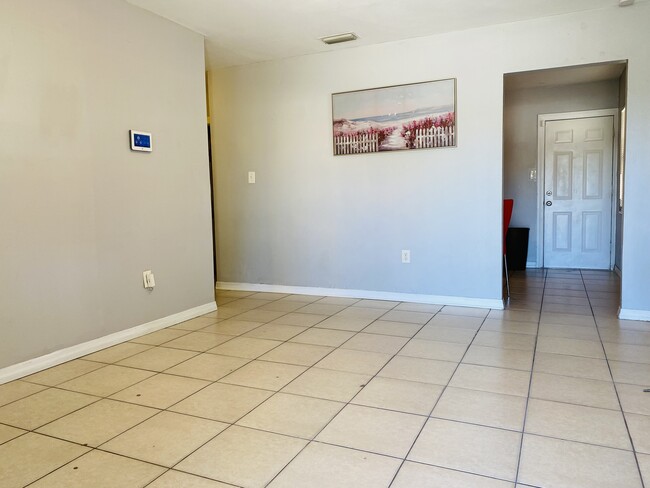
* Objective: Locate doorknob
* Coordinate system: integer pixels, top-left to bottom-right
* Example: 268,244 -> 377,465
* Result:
545,201 -> 553,206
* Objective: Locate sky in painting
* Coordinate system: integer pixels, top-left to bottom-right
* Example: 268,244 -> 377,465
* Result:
333,79 -> 454,121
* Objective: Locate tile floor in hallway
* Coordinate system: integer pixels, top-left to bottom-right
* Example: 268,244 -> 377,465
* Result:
1,269 -> 649,487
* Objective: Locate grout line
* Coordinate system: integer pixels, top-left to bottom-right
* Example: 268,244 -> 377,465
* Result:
513,267 -> 546,485
580,269 -> 646,488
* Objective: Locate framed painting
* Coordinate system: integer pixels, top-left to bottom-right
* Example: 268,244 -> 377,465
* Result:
332,78 -> 456,155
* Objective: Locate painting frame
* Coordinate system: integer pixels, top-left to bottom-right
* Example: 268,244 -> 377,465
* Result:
331,78 -> 457,156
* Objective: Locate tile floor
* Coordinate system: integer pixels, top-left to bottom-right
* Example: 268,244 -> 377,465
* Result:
1,269 -> 649,487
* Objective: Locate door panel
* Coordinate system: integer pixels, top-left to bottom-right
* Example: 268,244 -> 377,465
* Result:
543,116 -> 614,269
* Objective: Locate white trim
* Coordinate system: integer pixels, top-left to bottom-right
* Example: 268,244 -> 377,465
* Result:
0,301 -> 217,385
614,265 -> 622,278
216,282 -> 504,310
619,308 -> 650,322
526,261 -> 538,268
536,109 -> 619,269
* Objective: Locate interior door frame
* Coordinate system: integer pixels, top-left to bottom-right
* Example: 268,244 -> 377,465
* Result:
535,108 -> 619,269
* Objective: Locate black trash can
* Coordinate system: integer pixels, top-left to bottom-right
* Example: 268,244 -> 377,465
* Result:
506,227 -> 529,270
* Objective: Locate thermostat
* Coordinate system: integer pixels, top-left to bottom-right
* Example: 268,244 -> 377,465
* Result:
130,130 -> 152,152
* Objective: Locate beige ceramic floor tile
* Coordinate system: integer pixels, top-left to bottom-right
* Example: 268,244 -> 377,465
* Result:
352,299 -> 398,310
340,332 -> 409,354
23,360 -> 105,386
338,307 -> 389,320
604,342 -> 650,364
216,290 -> 254,298
316,297 -> 360,306
518,434 -> 642,488
351,376 -> 443,415
617,383 -> 650,415
289,328 -> 355,347
408,418 -> 521,481
625,413 -> 650,454
165,353 -> 249,381
599,329 -> 650,346
449,364 -> 530,397
0,433 -> 89,488
0,424 -> 25,445
258,300 -> 306,313
392,461 -> 514,488
237,392 -> 343,439
170,382 -> 272,422
525,399 -> 631,449
610,360 -> 650,385
102,411 -> 227,467
638,453 -> 650,487
208,337 -> 282,358
313,315 -> 375,332
432,387 -> 527,431
36,399 -> 157,447
439,306 -> 490,318
414,325 -> 477,344
116,347 -> 199,371
536,336 -> 605,359
270,312 -> 328,327
0,388 -> 97,430
281,368 -> 371,402
398,339 -> 467,362
298,303 -> 347,315
268,442 -> 401,488
235,309 -> 288,323
380,309 -> 434,324
259,342 -> 334,366
29,449 -> 164,488
316,404 -> 425,457
172,316 -> 223,331
394,302 -> 443,313
538,323 -> 600,341
243,324 -> 308,341
530,372 -> 619,410
362,320 -> 422,338
82,342 -> 152,363
200,319 -> 263,336
162,332 -> 232,352
473,330 -> 536,351
378,356 -> 457,385
539,313 -> 595,327
534,352 -> 611,381
219,360 -> 306,391
481,318 -> 538,335
109,373 -> 209,408
130,328 -> 190,346
488,309 -> 539,323
0,380 -> 46,407
463,345 -> 533,371
58,365 -> 155,396
315,349 -> 391,375
177,426 -> 307,488
147,470 -> 233,487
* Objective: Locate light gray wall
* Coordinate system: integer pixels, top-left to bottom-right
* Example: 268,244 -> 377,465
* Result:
0,0 -> 214,369
616,71 -> 627,271
504,81 -> 619,265
210,3 -> 650,313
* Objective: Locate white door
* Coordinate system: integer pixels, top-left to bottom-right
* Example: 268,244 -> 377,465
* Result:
543,116 -> 614,269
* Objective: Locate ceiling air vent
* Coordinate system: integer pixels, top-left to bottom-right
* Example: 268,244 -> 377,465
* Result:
320,32 -> 358,45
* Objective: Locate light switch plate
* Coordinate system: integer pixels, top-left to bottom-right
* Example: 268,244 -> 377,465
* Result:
248,171 -> 256,184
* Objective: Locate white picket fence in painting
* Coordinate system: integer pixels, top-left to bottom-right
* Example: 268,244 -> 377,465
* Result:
414,126 -> 455,148
334,133 -> 380,155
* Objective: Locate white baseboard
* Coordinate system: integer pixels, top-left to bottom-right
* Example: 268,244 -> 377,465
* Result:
614,266 -> 622,278
526,262 -> 538,268
216,282 -> 504,310
0,301 -> 217,385
618,308 -> 650,322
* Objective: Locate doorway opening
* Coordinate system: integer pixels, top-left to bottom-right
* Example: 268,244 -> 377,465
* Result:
502,60 -> 628,299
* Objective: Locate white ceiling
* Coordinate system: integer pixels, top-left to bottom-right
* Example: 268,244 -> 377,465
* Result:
125,0 -> 625,70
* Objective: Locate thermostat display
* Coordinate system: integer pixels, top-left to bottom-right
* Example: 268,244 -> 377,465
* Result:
130,130 -> 152,152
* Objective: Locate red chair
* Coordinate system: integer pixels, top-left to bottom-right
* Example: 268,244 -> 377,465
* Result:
503,199 -> 514,297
